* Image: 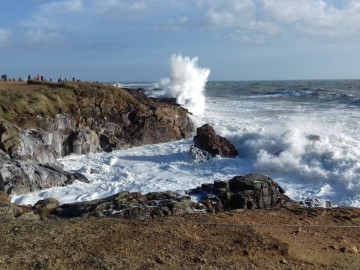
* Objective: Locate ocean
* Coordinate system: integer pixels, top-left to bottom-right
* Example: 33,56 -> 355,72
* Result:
12,55 -> 360,207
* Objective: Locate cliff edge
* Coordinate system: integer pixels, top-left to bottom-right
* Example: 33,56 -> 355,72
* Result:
0,81 -> 193,195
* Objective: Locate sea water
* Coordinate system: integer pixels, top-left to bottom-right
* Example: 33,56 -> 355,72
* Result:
12,55 -> 360,207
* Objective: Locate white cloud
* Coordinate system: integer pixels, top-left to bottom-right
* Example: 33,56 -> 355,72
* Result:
18,0 -> 360,48
90,0 -> 153,15
153,16 -> 190,32
201,0 -> 278,43
23,0 -> 84,30
199,0 -> 360,42
25,29 -> 62,47
0,28 -> 10,47
263,0 -> 360,40
129,1 -> 147,11
38,0 -> 84,14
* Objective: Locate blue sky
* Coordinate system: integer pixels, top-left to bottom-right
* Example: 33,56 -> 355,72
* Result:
1,0 -> 360,82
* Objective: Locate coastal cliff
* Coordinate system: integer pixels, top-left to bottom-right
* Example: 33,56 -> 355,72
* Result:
0,81 -> 193,195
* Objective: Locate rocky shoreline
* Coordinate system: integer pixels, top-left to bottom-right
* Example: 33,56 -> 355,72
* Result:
0,81 -> 359,269
0,173 -> 291,221
0,81 -> 192,196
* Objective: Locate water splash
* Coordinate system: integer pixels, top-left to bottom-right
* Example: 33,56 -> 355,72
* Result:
150,53 -> 210,115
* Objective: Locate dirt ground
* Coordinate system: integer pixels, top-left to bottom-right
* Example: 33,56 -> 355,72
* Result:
0,206 -> 359,270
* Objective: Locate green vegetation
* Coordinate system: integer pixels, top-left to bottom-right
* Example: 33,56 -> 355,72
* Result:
0,81 -> 139,123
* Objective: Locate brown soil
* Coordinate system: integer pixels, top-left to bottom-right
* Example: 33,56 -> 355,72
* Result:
0,206 -> 359,269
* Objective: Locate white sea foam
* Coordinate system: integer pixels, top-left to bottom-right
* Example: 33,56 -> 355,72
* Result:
11,79 -> 360,208
148,53 -> 210,115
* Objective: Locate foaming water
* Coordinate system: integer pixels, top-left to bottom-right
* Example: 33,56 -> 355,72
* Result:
197,81 -> 360,207
12,79 -> 360,207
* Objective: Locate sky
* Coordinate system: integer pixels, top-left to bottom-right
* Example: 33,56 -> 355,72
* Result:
1,0 -> 360,82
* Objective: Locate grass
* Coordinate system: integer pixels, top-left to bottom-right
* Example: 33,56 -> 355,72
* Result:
0,81 -> 140,123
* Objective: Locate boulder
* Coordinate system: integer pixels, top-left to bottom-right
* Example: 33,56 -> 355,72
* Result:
189,145 -> 212,162
0,160 -> 90,195
50,175 -> 290,219
34,198 -> 60,219
193,124 -> 238,158
56,191 -> 195,219
189,174 -> 290,211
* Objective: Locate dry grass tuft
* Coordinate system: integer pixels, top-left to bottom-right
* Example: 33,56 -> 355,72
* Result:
0,81 -> 139,122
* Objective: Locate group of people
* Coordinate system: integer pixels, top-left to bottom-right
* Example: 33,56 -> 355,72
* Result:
1,74 -> 24,82
27,74 -> 80,83
2,73 -> 85,84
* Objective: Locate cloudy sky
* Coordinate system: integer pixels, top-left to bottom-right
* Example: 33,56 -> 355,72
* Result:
1,0 -> 360,82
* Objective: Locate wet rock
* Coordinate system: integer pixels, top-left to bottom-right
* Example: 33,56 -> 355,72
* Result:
193,124 -> 238,158
304,197 -> 322,207
189,145 -> 212,162
0,83 -> 194,196
189,174 -> 290,211
307,134 -> 320,141
4,174 -> 291,220
0,160 -> 90,195
56,191 -> 195,219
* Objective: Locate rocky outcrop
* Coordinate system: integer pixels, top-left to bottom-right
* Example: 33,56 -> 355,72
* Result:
0,173 -> 291,220
0,159 -> 89,195
193,124 -> 238,158
1,91 -> 193,161
0,82 -> 193,196
189,174 -> 290,212
56,191 -> 195,219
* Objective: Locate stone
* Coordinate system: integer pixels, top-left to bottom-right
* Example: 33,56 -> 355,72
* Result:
18,211 -> 40,220
0,160 -> 90,195
193,124 -> 238,158
34,198 -> 60,219
0,121 -> 20,158
189,173 -> 290,211
0,83 -> 194,196
56,191 -> 195,219
189,146 -> 212,162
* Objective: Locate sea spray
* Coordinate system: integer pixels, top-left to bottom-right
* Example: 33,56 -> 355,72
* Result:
150,53 -> 210,115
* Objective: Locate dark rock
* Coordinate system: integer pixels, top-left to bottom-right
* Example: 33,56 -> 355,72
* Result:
3,174 -> 291,220
193,124 -> 238,158
189,173 -> 290,211
214,180 -> 229,191
304,197 -> 322,207
308,134 -> 320,141
73,172 -> 90,183
56,191 -> 195,219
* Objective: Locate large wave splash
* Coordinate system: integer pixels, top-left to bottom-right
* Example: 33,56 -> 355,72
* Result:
151,53 -> 210,115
